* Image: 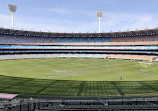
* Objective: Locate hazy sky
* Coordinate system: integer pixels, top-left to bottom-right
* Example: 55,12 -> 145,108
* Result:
1,0 -> 158,33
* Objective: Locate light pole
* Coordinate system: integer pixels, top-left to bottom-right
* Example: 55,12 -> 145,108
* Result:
8,4 -> 18,29
96,11 -> 103,33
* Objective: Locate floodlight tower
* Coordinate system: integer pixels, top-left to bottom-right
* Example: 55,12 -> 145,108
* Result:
8,4 -> 18,29
96,11 -> 103,33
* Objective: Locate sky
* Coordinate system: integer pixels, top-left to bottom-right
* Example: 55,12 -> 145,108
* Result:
1,0 -> 158,33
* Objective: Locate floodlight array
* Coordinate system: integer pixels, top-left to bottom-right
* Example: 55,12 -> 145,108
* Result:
96,11 -> 103,19
8,4 -> 18,29
8,4 -> 17,14
96,11 -> 103,33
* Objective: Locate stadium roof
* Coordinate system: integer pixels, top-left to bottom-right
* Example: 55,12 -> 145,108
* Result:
0,28 -> 157,38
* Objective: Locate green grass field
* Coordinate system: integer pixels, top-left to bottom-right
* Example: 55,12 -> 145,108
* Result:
0,58 -> 158,98
0,58 -> 158,81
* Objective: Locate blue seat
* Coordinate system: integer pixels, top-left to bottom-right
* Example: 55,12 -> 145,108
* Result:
74,38 -> 80,43
66,38 -> 73,43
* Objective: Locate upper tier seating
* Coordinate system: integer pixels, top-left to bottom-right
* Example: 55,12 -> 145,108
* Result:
110,36 -> 158,45
0,35 -> 157,45
0,35 -> 112,45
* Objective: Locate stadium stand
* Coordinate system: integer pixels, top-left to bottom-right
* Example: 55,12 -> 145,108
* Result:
0,28 -> 157,61
108,54 -> 157,61
0,98 -> 158,111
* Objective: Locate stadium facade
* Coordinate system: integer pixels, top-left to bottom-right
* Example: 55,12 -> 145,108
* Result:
0,28 -> 158,61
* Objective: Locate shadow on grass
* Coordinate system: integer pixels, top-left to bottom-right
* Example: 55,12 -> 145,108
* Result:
0,75 -> 158,98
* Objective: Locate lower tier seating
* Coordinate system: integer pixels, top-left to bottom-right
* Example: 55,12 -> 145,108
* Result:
0,54 -> 157,61
108,54 -> 157,61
